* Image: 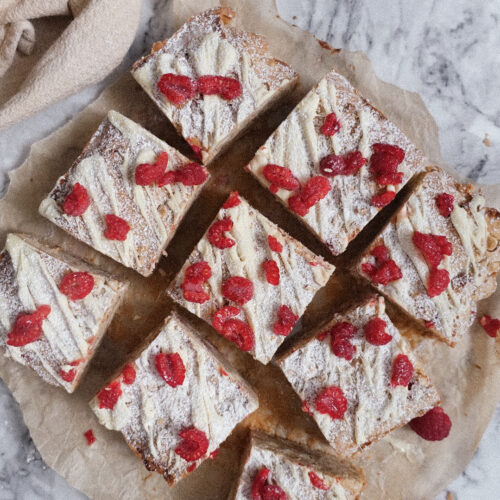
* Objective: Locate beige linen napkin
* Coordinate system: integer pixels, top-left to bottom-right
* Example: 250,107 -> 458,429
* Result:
0,0 -> 142,131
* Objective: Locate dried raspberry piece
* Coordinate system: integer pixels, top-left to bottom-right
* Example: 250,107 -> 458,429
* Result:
267,235 -> 283,253
427,267 -> 450,297
320,112 -> 341,136
212,306 -> 240,332
372,143 -> 405,163
315,385 -> 348,420
319,151 -> 366,177
186,138 -> 203,161
197,75 -> 242,100
362,245 -> 402,285
62,183 -> 90,216
210,448 -> 219,459
97,380 -> 122,409
479,315 -> 500,338
59,271 -> 94,301
370,143 -> 405,187
273,305 -> 298,336
104,214 -> 130,241
425,320 -> 435,329
377,171 -> 404,187
176,163 -> 208,186
220,319 -> 255,351
175,427 -> 209,461
157,171 -> 177,187
308,471 -> 329,490
187,463 -> 197,473
412,231 -> 452,268
122,364 -> 136,385
370,190 -> 396,207
208,218 -> 235,249
134,152 -> 168,186
289,176 -> 331,216
435,193 -> 454,217
182,280 -> 210,303
344,150 -> 367,173
84,429 -> 96,446
287,194 -> 309,216
251,468 -> 270,500
222,191 -> 241,209
7,305 -> 51,347
222,276 -> 254,305
371,244 -> 390,262
185,261 -> 212,284
155,352 -> 186,387
157,73 -> 197,105
60,368 -> 76,383
364,317 -> 392,345
409,407 -> 452,441
263,164 -> 300,193
262,260 -> 280,285
391,354 -> 414,387
330,321 -> 357,340
331,338 -> 356,361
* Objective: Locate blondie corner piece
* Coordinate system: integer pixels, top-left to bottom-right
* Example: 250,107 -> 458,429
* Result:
355,167 -> 500,346
229,431 -> 366,500
39,110 -> 209,277
131,7 -> 299,164
167,192 -> 335,364
277,296 -> 440,457
90,312 -> 258,486
246,66 -> 430,256
0,233 -> 127,393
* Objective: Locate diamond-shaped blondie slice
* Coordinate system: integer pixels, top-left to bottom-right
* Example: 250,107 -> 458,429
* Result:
39,110 -> 209,276
168,193 -> 335,364
0,233 -> 127,393
276,296 -> 440,457
355,167 -> 500,346
90,312 -> 258,485
229,431 -> 366,499
131,7 -> 299,164
246,67 -> 429,256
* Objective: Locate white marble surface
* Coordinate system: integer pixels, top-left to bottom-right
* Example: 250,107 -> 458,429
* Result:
0,0 -> 499,498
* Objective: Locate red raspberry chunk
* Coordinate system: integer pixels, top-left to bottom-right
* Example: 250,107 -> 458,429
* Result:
273,305 -> 298,336
175,427 -> 209,461
263,164 -> 300,193
59,271 -> 94,301
361,244 -> 402,285
319,151 -> 366,177
409,407 -> 452,441
60,368 -> 76,383
329,321 -> 357,361
104,214 -> 130,241
97,380 -> 122,410
479,315 -> 500,338
262,260 -> 280,285
7,305 -> 51,347
320,112 -> 341,136
391,354 -> 414,387
212,306 -> 240,332
364,317 -> 392,345
370,190 -> 396,207
315,385 -> 348,420
208,218 -> 235,249
62,183 -> 90,216
154,352 -> 186,387
267,235 -> 283,253
222,191 -> 241,209
331,338 -> 356,361
186,138 -> 203,161
212,306 -> 255,351
157,73 -> 197,105
372,143 -> 405,162
185,261 -> 212,284
210,448 -> 219,459
435,193 -> 455,217
251,468 -> 287,500
157,171 -> 177,187
288,176 -> 331,216
197,75 -> 242,100
222,276 -> 254,305
135,152 -> 168,186
122,364 -> 136,385
370,143 -> 405,186
175,162 -> 208,186
182,280 -> 210,303
427,267 -> 450,297
84,429 -> 96,446
308,471 -> 330,490
412,231 -> 452,268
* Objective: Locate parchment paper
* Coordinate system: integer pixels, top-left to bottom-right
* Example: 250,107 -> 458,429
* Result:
0,1 -> 498,499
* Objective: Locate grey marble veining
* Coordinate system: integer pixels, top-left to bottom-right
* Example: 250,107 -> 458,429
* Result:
0,0 -> 499,499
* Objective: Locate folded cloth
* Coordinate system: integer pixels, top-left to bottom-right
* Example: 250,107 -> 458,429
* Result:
0,0 -> 141,131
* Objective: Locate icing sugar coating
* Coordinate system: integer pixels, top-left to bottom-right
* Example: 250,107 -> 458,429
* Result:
132,7 -> 298,164
277,296 -> 440,457
357,168 -> 500,345
0,233 -> 127,393
247,67 -> 429,256
168,196 -> 335,364
39,110 -> 208,277
231,431 -> 365,500
90,313 -> 258,485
